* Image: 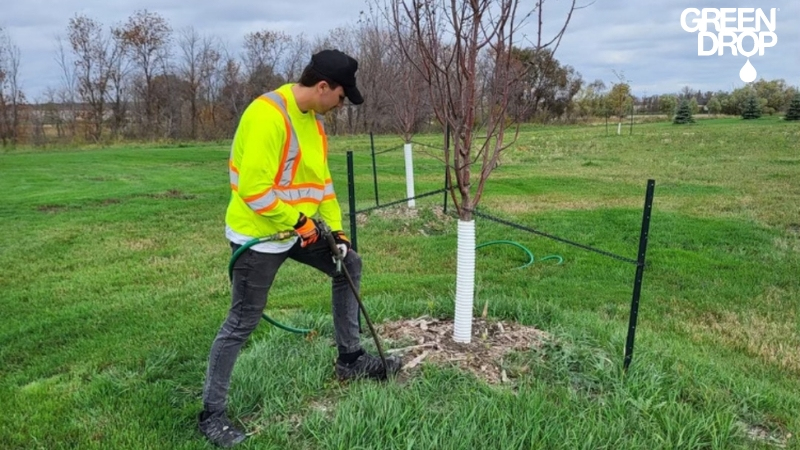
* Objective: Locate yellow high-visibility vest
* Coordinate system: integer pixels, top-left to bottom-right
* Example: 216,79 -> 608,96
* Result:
225,84 -> 343,239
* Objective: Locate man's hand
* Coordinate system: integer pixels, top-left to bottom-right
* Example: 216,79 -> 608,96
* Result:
294,213 -> 319,247
333,231 -> 350,259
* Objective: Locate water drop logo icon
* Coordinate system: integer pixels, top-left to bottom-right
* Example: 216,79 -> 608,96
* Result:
739,59 -> 757,83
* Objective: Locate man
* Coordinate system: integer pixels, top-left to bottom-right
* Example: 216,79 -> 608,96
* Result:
198,49 -> 402,448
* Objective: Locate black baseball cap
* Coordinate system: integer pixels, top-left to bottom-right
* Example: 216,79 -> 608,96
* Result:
310,49 -> 364,105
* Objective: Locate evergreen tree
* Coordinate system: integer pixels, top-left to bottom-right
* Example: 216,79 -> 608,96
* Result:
741,95 -> 762,119
673,99 -> 695,124
785,93 -> 800,121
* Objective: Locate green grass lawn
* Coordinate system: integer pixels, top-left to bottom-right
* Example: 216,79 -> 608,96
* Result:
1,117 -> 799,449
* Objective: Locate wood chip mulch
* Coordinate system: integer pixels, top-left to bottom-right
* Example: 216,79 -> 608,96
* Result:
377,316 -> 549,384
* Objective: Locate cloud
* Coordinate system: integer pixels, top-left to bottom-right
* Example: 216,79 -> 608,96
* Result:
1,0 -> 797,100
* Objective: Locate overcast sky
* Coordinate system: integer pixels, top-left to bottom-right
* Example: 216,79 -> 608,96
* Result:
1,0 -> 798,100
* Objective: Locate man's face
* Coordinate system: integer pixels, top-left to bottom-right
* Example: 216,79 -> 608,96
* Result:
318,82 -> 345,113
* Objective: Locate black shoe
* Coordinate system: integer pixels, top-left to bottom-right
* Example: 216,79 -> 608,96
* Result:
198,410 -> 247,448
336,352 -> 403,381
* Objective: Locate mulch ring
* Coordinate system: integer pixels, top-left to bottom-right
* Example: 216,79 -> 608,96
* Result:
377,316 -> 550,384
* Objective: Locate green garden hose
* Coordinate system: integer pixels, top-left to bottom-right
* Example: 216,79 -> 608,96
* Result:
228,235 -> 312,335
229,235 -> 561,335
475,240 -> 563,269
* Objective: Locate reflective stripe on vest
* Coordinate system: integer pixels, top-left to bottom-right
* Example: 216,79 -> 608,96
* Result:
228,90 -> 332,213
323,180 -> 335,200
261,92 -> 300,187
229,158 -> 239,191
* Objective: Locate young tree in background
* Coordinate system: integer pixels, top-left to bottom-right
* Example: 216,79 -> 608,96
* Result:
707,96 -> 721,117
0,27 -> 24,147
689,97 -> 699,115
387,0 -> 579,343
659,94 -> 677,120
573,79 -> 606,119
114,10 -> 172,139
608,72 -> 631,121
607,73 -> 632,134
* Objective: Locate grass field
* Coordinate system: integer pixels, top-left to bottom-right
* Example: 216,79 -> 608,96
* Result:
1,117 -> 799,449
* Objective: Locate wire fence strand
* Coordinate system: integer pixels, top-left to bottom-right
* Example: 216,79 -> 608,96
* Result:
468,208 -> 640,266
354,188 -> 448,215
409,141 -> 445,151
373,144 -> 406,155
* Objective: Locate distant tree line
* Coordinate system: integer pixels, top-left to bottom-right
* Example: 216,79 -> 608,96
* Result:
0,12 -> 798,147
573,79 -> 798,122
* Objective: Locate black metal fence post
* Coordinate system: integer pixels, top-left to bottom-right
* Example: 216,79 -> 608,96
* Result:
370,132 -> 379,207
443,124 -> 450,213
624,179 -> 655,372
346,151 -> 358,253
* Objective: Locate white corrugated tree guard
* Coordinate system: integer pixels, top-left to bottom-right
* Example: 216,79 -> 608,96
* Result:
453,219 -> 476,342
404,143 -> 416,208
388,0 -> 578,343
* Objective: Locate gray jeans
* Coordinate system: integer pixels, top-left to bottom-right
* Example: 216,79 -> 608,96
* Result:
202,239 -> 362,412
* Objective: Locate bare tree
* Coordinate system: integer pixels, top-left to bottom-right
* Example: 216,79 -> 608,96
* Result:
151,72 -> 185,139
385,28 -> 429,140
389,0 -> 579,217
66,15 -> 116,142
282,33 -> 311,82
54,35 -> 79,141
30,91 -> 51,146
241,30 -> 291,99
219,54 -> 247,133
386,0 -> 580,342
198,40 -> 224,139
114,10 -> 172,139
0,27 -> 24,147
38,87 -> 63,143
315,26 -> 361,135
177,27 -> 203,139
351,10 -> 420,136
106,29 -> 131,140
176,27 -> 224,140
